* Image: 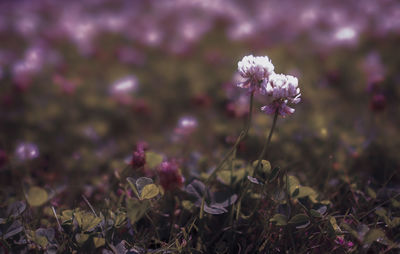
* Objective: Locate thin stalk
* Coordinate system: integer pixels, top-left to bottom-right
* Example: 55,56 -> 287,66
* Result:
254,109 -> 279,176
198,91 -> 254,245
206,91 -> 254,184
235,109 -> 279,221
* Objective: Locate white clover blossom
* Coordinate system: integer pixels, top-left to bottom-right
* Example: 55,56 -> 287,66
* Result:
261,73 -> 301,117
237,55 -> 275,94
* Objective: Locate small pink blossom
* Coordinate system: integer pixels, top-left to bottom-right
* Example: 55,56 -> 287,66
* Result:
131,142 -> 147,169
158,160 -> 184,191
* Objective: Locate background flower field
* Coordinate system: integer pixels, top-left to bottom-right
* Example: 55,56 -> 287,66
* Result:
0,0 -> 400,253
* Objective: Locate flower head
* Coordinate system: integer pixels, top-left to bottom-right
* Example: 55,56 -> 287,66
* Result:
15,142 -> 39,161
237,55 -> 275,94
158,160 -> 184,191
131,142 -> 147,169
261,73 -> 301,117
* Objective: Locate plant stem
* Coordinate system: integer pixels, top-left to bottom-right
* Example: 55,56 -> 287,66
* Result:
199,91 -> 254,229
206,91 -> 254,183
254,109 -> 279,176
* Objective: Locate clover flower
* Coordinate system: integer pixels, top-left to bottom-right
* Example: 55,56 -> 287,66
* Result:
261,73 -> 301,117
237,55 -> 275,94
158,160 -> 184,191
15,142 -> 39,161
131,142 -> 147,169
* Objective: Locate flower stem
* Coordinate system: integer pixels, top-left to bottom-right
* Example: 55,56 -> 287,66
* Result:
206,91 -> 254,183
254,109 -> 279,175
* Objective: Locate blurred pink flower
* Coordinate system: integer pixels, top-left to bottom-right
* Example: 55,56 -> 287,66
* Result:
15,142 -> 39,161
131,144 -> 146,169
369,93 -> 386,112
158,160 -> 184,191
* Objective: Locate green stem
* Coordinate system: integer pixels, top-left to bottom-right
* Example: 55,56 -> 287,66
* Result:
199,91 -> 254,222
254,109 -> 279,176
206,91 -> 254,184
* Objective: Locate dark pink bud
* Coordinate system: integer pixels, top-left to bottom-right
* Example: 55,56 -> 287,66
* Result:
369,94 -> 386,112
158,160 -> 184,191
0,150 -> 7,168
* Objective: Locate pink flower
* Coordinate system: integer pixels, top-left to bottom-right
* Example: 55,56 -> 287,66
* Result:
261,73 -> 301,117
158,160 -> 184,191
369,93 -> 386,112
261,101 -> 295,117
131,143 -> 147,169
15,142 -> 39,161
237,55 -> 275,94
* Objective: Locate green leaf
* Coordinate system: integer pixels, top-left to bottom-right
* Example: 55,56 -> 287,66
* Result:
375,208 -> 391,226
126,199 -> 149,224
310,209 -> 322,218
390,217 -> 400,228
297,186 -> 318,203
114,212 -> 126,228
145,152 -> 163,168
252,160 -> 271,174
285,175 -> 300,197
140,184 -> 160,200
93,237 -> 106,248
270,214 -> 287,226
329,216 -> 342,234
182,200 -> 194,210
217,169 -> 246,185
135,177 -> 154,197
288,214 -> 310,229
363,229 -> 386,247
25,186 -> 48,207
34,235 -> 48,248
366,187 -> 377,199
60,209 -> 74,224
311,206 -> 327,217
340,223 -> 357,239
74,211 -> 102,232
75,233 -> 89,245
391,198 -> 400,208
